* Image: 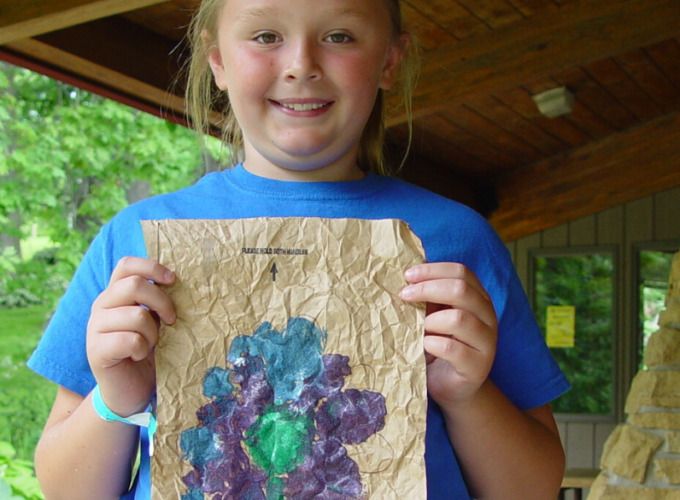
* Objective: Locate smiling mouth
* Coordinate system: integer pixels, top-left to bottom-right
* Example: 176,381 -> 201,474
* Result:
271,100 -> 334,111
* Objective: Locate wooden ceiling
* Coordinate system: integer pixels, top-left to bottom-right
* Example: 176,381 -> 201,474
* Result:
2,0 -> 680,241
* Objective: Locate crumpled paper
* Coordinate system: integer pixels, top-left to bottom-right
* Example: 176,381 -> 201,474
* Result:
142,217 -> 427,500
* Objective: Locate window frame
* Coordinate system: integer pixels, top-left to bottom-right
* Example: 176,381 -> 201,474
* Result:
528,245 -> 619,422
631,239 -> 680,370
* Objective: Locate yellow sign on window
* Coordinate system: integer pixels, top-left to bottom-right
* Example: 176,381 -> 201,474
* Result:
546,305 -> 575,348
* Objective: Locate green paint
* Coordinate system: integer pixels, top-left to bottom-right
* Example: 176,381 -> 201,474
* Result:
245,405 -> 313,476
265,476 -> 285,500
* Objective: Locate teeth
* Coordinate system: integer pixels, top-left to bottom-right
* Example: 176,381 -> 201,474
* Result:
279,102 -> 327,111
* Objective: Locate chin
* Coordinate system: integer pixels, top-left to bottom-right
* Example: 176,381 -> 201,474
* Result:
265,144 -> 347,172
271,155 -> 337,172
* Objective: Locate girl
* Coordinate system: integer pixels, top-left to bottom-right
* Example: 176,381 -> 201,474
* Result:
29,0 -> 569,499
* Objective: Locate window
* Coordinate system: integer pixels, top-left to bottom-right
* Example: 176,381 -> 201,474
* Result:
636,243 -> 679,370
530,248 -> 616,416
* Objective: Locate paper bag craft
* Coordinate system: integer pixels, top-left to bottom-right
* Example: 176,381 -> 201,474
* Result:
142,217 -> 427,500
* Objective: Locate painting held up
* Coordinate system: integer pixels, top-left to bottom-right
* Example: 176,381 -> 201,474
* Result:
142,218 -> 427,499
180,318 -> 387,499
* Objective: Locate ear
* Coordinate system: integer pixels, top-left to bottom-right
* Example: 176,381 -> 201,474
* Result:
379,32 -> 409,90
203,30 -> 228,90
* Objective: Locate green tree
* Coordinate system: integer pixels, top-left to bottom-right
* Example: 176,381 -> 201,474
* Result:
534,253 -> 614,414
0,61 -> 226,486
638,250 -> 675,366
0,63 -> 63,261
0,61 -> 226,305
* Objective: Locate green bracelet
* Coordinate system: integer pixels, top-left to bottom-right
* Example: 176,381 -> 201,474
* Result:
91,385 -> 156,454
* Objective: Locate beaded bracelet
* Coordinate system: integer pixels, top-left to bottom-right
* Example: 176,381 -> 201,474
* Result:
91,385 -> 157,454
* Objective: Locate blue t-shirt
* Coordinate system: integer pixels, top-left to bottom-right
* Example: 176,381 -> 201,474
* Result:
29,164 -> 568,500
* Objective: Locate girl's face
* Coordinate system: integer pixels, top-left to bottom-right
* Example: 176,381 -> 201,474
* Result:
207,0 -> 403,181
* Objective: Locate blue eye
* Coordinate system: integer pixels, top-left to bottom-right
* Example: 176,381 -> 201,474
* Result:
326,33 -> 352,44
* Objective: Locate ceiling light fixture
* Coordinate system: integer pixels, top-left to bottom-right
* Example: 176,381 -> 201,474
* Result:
532,86 -> 575,118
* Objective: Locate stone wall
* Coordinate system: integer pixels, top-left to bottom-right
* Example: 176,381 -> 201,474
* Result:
588,251 -> 680,500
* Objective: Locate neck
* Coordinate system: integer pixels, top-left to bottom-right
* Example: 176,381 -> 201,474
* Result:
242,162 -> 366,182
241,143 -> 366,182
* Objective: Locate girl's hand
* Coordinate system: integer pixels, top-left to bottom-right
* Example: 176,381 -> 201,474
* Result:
86,257 -> 176,417
401,263 -> 498,407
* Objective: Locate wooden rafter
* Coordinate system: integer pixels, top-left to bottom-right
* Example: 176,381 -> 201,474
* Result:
34,16 -> 182,93
0,0 -> 169,45
387,0 -> 680,125
4,13 -> 189,119
3,36 -> 221,128
2,0 -> 679,240
5,37 -> 186,115
0,46 -> 192,128
488,110 -> 680,242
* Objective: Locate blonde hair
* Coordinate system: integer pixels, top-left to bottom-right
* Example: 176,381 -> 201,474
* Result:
185,0 -> 419,175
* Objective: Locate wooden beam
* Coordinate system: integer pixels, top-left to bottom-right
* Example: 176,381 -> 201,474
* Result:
487,111 -> 680,242
387,0 -> 680,125
35,16 -> 182,94
4,37 -> 187,117
0,46 -> 190,127
0,0 -> 169,45
5,16 -> 189,119
4,34 -> 224,128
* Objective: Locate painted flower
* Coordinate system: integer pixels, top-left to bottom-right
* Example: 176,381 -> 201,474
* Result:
179,317 -> 387,500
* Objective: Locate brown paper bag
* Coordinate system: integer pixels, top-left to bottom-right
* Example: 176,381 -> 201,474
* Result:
142,217 -> 427,500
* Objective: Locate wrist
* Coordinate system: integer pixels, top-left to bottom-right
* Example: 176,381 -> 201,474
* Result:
438,378 -> 496,417
91,385 -> 155,428
91,385 -> 157,456
93,381 -> 152,417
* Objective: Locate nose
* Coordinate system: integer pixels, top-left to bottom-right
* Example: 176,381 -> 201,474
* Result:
283,38 -> 322,82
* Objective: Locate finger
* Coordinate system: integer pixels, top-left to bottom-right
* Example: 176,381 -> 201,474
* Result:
401,278 -> 496,327
89,306 -> 159,350
110,256 -> 175,286
424,352 -> 436,365
95,275 -> 176,325
88,331 -> 153,368
423,335 -> 489,381
405,263 -> 490,301
424,308 -> 496,354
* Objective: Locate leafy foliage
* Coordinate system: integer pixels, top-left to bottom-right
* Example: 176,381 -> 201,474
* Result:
0,441 -> 44,500
0,305 -> 52,499
534,253 -> 614,415
638,250 -> 675,368
0,59 -> 229,499
0,61 -> 227,309
0,252 -> 67,309
0,306 -> 56,461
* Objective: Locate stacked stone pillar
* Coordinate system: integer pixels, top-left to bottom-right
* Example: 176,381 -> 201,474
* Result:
588,251 -> 680,499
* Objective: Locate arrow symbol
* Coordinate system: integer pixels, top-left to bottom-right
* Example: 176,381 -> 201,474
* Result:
270,262 -> 278,281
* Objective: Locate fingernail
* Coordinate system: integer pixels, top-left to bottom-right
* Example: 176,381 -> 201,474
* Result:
164,270 -> 174,282
401,286 -> 414,300
404,268 -> 416,280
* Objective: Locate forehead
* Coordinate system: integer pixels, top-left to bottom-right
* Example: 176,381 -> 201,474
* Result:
221,0 -> 392,25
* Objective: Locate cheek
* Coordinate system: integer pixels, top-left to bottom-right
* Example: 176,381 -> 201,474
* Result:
332,53 -> 383,92
228,47 -> 276,90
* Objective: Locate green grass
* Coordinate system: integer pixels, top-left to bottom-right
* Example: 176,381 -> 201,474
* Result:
0,305 -> 57,460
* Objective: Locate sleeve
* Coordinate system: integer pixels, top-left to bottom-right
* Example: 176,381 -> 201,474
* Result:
477,225 -> 570,411
27,223 -> 117,397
